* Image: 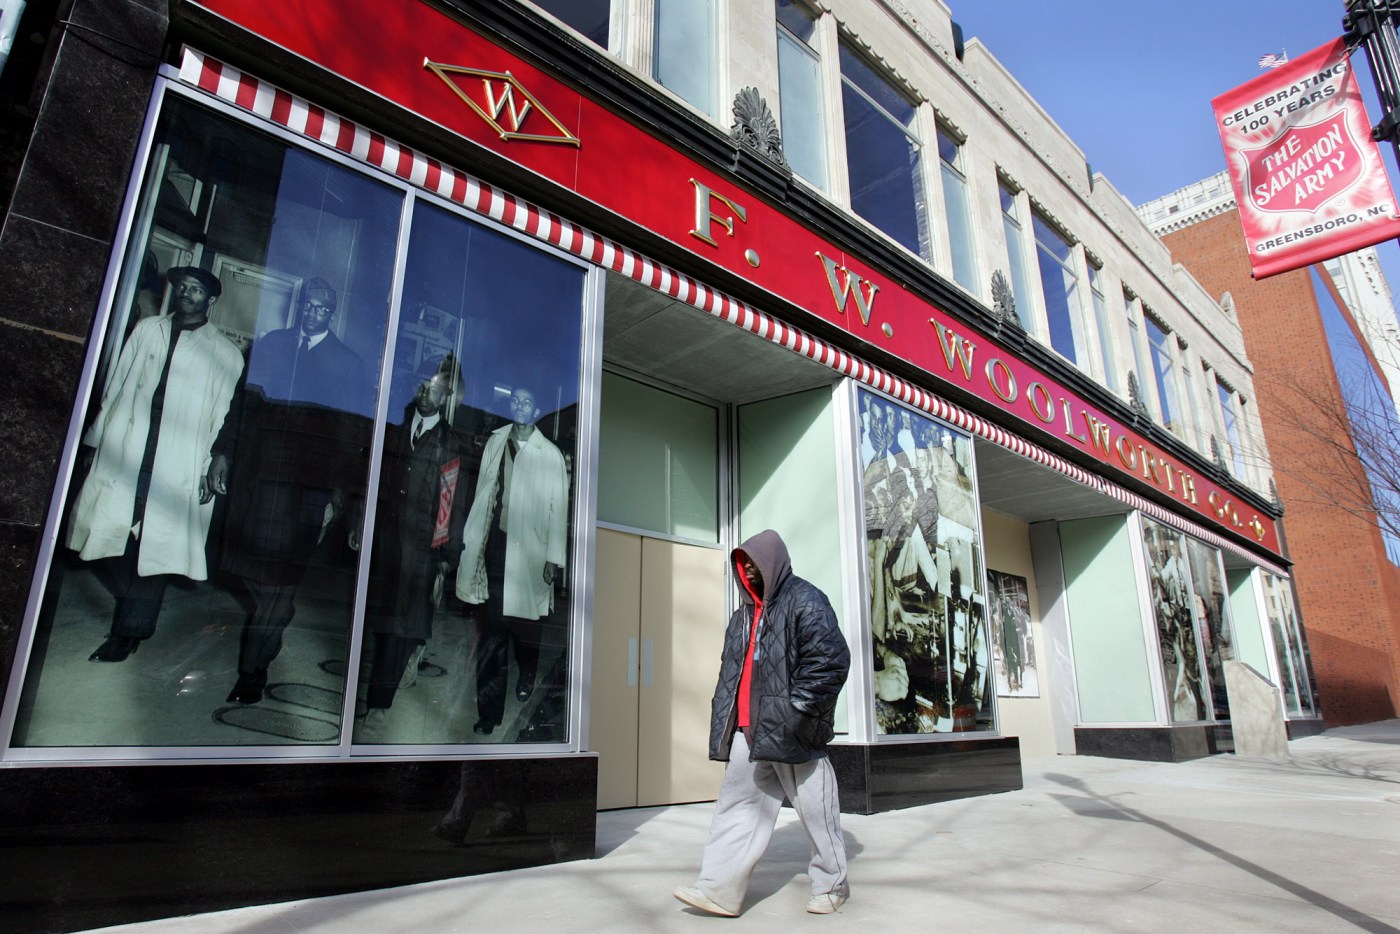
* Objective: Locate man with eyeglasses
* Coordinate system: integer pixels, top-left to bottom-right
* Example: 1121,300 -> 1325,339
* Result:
215,276 -> 370,705
456,385 -> 568,737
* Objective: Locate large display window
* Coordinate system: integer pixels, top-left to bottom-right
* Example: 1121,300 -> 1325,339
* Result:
857,389 -> 992,735
1141,518 -> 1236,723
1262,573 -> 1315,718
1182,536 -> 1236,721
7,89 -> 589,753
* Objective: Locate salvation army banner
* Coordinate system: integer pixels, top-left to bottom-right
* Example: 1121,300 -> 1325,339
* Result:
1213,38 -> 1400,278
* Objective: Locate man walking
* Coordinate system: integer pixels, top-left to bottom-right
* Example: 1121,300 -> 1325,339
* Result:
69,265 -> 243,662
456,384 -> 567,736
674,529 -> 851,917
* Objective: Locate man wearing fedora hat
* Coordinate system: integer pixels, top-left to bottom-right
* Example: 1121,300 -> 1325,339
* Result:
68,265 -> 244,662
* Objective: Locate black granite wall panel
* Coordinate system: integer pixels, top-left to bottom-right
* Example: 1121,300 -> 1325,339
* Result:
828,738 -> 1023,815
1074,725 -> 1223,763
0,0 -> 169,727
0,755 -> 598,933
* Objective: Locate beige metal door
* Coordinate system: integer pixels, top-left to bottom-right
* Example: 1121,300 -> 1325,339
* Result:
590,529 -> 727,809
592,530 -> 642,810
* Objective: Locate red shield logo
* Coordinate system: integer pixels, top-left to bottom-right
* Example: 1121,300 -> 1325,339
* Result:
1243,113 -> 1361,214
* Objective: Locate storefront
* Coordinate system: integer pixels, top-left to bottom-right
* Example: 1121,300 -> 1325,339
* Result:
0,1 -> 1312,929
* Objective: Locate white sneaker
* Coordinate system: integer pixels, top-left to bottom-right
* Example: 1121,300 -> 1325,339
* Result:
806,892 -> 848,914
673,885 -> 739,917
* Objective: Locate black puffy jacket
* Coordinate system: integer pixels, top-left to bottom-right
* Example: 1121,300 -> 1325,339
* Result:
708,529 -> 850,764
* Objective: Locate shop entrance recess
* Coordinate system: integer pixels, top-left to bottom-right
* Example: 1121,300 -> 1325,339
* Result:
589,371 -> 728,809
589,274 -> 846,809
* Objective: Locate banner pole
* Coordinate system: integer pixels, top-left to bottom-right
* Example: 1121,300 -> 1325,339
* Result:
1345,0 -> 1400,164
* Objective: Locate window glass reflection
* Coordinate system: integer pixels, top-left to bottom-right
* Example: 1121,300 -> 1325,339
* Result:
859,390 -> 992,735
14,98 -> 398,746
1142,519 -> 1209,722
841,44 -> 925,257
1184,537 -> 1234,721
352,201 -> 584,746
1263,573 -> 1313,717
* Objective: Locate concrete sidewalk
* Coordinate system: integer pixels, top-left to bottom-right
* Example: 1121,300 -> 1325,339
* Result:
89,722 -> 1400,933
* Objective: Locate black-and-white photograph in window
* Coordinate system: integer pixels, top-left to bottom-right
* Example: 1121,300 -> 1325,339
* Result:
988,569 -> 1037,697
1262,572 -> 1314,718
1183,536 -> 1234,721
9,94 -> 588,752
350,199 -> 584,747
859,389 -> 991,735
1142,518 -> 1209,722
11,97 -> 400,748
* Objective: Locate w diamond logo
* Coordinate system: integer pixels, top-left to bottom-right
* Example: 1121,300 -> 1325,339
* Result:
425,60 -> 580,147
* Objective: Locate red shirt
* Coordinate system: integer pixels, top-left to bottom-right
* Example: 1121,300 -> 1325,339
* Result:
736,571 -> 763,729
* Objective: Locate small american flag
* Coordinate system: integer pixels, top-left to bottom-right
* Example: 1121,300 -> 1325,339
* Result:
1258,51 -> 1288,69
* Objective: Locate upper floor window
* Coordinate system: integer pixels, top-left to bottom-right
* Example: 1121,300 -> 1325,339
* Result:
937,126 -> 977,292
775,0 -> 827,189
1032,211 -> 1082,364
1000,182 -> 1033,329
655,0 -> 716,115
1218,379 -> 1246,478
840,43 -> 926,256
1124,288 -> 1149,398
1145,316 -> 1181,431
1179,349 -> 1200,449
1089,265 -> 1118,392
530,0 -> 611,47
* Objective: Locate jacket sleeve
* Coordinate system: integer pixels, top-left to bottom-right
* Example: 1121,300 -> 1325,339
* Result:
788,588 -> 850,713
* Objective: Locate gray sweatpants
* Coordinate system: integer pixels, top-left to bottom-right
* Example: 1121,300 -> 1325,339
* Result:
695,730 -> 849,911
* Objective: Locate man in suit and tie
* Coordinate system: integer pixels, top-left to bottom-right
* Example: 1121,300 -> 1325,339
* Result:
356,354 -> 466,738
217,277 -> 372,705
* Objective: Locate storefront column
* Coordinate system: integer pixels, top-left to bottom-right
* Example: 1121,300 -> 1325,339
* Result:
0,0 -> 168,705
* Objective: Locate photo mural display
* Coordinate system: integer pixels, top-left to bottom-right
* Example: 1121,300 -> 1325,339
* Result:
859,389 -> 992,735
1262,573 -> 1315,718
989,570 -> 1037,697
1142,519 -> 1211,722
1183,536 -> 1236,721
10,94 -> 586,750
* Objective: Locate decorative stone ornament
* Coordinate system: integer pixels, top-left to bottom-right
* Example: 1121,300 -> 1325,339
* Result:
1211,436 -> 1230,472
990,270 -> 1022,329
731,87 -> 788,169
1126,371 -> 1149,417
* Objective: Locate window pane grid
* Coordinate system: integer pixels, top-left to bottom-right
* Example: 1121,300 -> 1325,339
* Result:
1033,213 -> 1080,363
655,0 -> 715,115
1146,317 -> 1179,428
939,128 -> 976,291
1000,184 -> 1032,329
1090,267 -> 1118,391
776,8 -> 827,189
841,44 -> 926,256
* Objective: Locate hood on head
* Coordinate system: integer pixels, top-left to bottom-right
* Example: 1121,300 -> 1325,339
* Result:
732,529 -> 792,604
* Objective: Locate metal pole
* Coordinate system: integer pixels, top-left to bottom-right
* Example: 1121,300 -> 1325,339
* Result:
1346,0 -> 1400,164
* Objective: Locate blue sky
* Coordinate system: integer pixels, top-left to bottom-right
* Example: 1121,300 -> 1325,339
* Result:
955,0 -> 1400,292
